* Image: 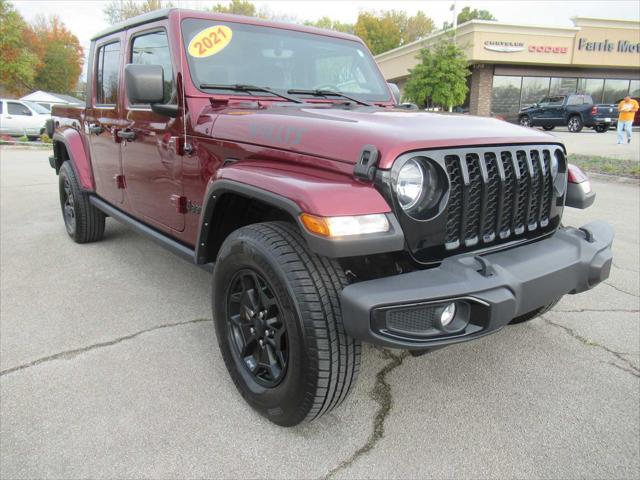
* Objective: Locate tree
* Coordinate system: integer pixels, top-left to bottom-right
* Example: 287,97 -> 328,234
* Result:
210,0 -> 257,17
457,6 -> 496,24
30,15 -> 84,94
103,0 -> 173,24
304,16 -> 353,34
403,37 -> 469,110
0,0 -> 40,95
354,10 -> 435,55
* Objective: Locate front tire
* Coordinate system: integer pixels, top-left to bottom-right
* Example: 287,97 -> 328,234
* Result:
519,115 -> 531,127
567,115 -> 583,133
509,298 -> 561,324
212,222 -> 361,427
58,162 -> 105,243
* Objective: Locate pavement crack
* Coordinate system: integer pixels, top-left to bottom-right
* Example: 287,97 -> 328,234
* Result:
542,315 -> 640,378
553,308 -> 639,313
612,261 -> 639,273
322,349 -> 409,480
603,281 -> 639,298
0,318 -> 212,377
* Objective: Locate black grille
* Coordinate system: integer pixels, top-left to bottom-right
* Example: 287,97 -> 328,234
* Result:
444,146 -> 562,250
386,306 -> 437,334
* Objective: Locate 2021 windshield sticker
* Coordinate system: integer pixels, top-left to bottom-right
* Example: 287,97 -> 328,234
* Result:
188,25 -> 233,58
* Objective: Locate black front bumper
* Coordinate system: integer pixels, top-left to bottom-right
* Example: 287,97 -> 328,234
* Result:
340,221 -> 614,349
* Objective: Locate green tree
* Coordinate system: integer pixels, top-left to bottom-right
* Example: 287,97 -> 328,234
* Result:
354,10 -> 435,55
457,6 -> 496,24
304,16 -> 353,33
30,15 -> 84,94
210,0 -> 256,17
0,0 -> 40,94
103,0 -> 173,25
403,37 -> 469,110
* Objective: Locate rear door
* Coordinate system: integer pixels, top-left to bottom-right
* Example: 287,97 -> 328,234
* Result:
86,35 -> 125,205
120,23 -> 184,231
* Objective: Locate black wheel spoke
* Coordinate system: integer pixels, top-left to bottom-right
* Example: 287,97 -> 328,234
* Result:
226,268 -> 288,387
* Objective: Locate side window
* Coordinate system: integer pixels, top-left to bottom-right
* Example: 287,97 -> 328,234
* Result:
548,96 -> 564,106
130,30 -> 174,104
96,42 -> 121,106
7,102 -> 32,116
567,95 -> 582,106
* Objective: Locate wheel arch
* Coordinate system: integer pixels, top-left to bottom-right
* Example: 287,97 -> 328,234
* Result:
52,129 -> 95,191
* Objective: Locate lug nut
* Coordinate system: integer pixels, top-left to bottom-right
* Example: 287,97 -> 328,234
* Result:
249,327 -> 255,335
259,339 -> 264,347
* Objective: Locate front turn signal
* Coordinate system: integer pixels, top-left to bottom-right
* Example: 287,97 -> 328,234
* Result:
300,213 -> 390,238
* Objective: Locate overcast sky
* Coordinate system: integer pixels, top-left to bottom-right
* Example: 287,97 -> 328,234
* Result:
13,0 -> 640,78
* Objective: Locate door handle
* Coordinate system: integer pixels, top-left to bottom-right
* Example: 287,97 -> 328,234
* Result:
88,124 -> 103,134
117,129 -> 136,141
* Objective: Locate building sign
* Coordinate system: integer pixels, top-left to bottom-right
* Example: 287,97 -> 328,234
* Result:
577,38 -> 640,53
484,40 -> 524,53
528,45 -> 568,54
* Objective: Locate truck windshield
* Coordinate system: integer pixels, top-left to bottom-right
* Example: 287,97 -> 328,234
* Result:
181,18 -> 390,103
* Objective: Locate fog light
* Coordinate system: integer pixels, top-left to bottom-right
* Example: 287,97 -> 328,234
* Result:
440,302 -> 456,326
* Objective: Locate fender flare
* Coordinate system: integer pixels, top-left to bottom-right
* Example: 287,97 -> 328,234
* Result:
52,129 -> 95,191
195,179 -> 404,263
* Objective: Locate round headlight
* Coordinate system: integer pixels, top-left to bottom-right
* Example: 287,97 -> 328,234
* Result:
397,159 -> 424,211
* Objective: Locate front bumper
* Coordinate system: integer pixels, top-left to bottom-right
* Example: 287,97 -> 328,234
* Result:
340,221 -> 613,349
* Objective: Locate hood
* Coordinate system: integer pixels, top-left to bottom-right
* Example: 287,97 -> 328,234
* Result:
202,103 -> 560,169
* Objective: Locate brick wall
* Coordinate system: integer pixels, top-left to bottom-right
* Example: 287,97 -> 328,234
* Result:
469,64 -> 494,116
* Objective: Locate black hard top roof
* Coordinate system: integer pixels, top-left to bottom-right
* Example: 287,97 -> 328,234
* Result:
91,8 -> 172,40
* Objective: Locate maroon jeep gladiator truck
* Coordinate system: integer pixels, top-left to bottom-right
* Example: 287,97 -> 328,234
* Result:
48,9 -> 613,427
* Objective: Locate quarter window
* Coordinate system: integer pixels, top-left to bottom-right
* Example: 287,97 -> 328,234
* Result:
130,30 -> 174,104
96,42 -> 121,106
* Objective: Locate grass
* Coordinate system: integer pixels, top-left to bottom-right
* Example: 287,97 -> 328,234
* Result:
567,154 -> 640,179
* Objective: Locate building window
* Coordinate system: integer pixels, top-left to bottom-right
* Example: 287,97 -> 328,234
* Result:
131,30 -> 174,105
491,76 -> 522,117
549,77 -> 577,96
577,78 -> 604,103
96,42 -> 121,106
603,79 -> 630,104
520,76 -> 550,108
630,80 -> 640,97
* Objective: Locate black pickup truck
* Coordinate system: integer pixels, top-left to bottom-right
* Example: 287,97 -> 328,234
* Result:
518,94 -> 616,133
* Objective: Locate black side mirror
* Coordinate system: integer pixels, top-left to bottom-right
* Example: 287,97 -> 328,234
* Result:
125,64 -> 178,117
387,82 -> 401,104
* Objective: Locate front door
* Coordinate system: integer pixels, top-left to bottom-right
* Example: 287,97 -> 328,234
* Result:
86,37 -> 125,206
121,26 -> 184,232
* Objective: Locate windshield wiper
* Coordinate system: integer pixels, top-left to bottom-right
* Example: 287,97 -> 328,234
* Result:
199,84 -> 303,103
286,89 -> 372,106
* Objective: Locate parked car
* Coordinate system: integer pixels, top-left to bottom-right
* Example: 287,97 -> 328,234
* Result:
615,96 -> 640,126
0,99 -> 50,139
48,8 -> 613,427
518,94 -> 616,133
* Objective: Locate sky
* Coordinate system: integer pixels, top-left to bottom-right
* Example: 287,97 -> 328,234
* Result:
12,0 -> 640,79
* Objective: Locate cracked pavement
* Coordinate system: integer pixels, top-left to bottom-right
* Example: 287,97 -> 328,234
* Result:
1,148 -> 639,479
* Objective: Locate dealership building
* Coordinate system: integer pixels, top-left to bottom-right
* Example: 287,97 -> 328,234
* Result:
375,17 -> 640,120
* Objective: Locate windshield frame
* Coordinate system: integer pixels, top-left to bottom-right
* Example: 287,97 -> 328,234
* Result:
180,18 -> 393,104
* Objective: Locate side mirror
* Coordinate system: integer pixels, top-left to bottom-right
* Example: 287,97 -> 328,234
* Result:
387,82 -> 401,104
125,64 -> 178,117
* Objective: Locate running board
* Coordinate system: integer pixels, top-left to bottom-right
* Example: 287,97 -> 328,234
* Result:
90,196 -> 214,273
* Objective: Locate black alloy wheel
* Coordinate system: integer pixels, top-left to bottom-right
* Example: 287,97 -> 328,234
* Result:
226,269 -> 288,387
61,177 -> 76,235
519,115 -> 531,127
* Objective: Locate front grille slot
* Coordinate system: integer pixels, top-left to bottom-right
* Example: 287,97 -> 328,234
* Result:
444,146 -> 561,250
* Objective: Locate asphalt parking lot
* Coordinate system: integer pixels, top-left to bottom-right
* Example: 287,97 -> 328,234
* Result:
1,147 -> 638,479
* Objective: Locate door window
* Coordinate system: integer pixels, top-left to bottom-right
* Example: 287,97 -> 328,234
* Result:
130,30 -> 174,104
7,102 -> 32,116
96,42 -> 121,106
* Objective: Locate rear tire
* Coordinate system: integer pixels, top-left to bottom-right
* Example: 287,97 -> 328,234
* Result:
58,162 -> 105,243
567,115 -> 583,133
509,298 -> 561,324
212,221 -> 361,427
